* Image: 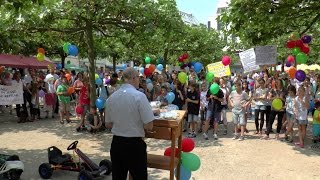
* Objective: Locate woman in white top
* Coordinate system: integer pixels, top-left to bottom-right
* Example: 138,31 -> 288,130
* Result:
294,86 -> 309,148
253,78 -> 268,135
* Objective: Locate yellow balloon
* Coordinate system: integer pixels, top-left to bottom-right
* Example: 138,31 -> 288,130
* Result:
272,98 -> 283,110
37,53 -> 44,61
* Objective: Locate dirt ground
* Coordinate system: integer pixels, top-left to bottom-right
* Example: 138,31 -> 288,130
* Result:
1,107 -> 320,180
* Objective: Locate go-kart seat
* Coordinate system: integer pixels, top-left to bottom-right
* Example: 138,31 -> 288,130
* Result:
48,146 -> 72,165
75,148 -> 99,171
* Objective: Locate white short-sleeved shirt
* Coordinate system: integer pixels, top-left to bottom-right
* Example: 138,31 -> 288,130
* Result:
295,96 -> 308,121
45,74 -> 58,93
105,84 -> 154,137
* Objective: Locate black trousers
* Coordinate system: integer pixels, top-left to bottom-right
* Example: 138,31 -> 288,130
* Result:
265,105 -> 272,129
266,111 -> 284,135
16,92 -> 31,117
255,109 -> 265,131
111,135 -> 147,180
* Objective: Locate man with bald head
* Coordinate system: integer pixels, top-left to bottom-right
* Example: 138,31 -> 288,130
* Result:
105,67 -> 154,180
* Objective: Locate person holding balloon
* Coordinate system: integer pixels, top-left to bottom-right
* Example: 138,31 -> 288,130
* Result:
56,76 -> 71,124
76,76 -> 90,130
186,81 -> 200,138
253,79 -> 268,136
284,86 -> 297,143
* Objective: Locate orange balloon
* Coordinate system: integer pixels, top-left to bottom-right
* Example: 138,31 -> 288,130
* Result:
67,87 -> 74,94
287,67 -> 297,79
38,48 -> 45,54
149,64 -> 156,72
65,73 -> 71,81
0,66 -> 4,73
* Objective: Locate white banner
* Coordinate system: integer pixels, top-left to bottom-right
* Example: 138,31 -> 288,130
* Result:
0,83 -> 24,105
239,48 -> 260,73
255,45 -> 277,65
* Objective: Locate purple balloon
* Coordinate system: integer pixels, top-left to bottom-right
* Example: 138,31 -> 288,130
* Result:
39,90 -> 45,98
105,79 -> 110,84
285,61 -> 291,67
295,70 -> 306,82
302,35 -> 312,44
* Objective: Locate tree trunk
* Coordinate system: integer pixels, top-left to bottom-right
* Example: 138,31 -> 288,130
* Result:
163,48 -> 168,73
112,54 -> 117,72
84,20 -> 96,107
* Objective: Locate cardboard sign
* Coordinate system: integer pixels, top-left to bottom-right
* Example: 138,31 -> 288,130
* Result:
0,83 -> 24,105
239,48 -> 260,73
255,45 -> 277,65
207,62 -> 231,77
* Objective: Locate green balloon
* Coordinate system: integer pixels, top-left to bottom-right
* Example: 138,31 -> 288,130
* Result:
63,42 -> 71,54
272,98 -> 283,110
205,72 -> 214,83
210,83 -> 220,95
292,47 -> 300,56
181,152 -> 201,172
232,85 -> 236,91
296,52 -> 307,64
178,72 -> 187,84
95,74 -> 99,80
178,62 -> 183,66
145,57 -> 151,64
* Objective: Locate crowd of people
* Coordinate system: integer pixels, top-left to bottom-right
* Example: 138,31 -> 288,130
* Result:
1,66 -> 320,149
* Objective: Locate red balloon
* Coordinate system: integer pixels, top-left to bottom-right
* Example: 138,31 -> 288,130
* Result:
164,147 -> 180,157
286,41 -> 295,49
144,68 -> 152,77
295,39 -> 304,48
301,45 -> 310,54
75,106 -> 84,115
287,55 -> 295,63
182,53 -> 188,60
181,138 -> 195,152
221,56 -> 231,66
178,56 -> 184,62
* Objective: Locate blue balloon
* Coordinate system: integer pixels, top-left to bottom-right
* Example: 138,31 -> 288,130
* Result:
146,78 -> 152,84
191,61 -> 196,66
175,164 -> 191,180
95,78 -> 103,86
139,67 -> 144,74
122,64 -> 127,69
193,62 -> 203,73
56,63 -> 62,70
309,100 -> 315,112
166,92 -> 175,104
68,45 -> 78,56
95,98 -> 105,109
157,64 -> 164,71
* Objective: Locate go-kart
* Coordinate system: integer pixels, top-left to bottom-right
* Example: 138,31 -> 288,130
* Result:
38,141 -> 112,180
0,154 -> 24,180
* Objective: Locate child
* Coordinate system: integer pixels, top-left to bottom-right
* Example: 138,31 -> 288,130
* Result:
79,76 -> 90,125
156,85 -> 169,107
56,76 -> 71,124
312,102 -> 320,143
77,106 -> 102,133
229,81 -> 250,141
284,86 -> 296,143
294,86 -> 309,148
186,81 -> 200,138
198,82 -> 208,133
220,78 -> 229,135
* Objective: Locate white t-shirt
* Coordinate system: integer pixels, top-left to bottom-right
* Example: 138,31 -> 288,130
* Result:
45,74 -> 59,93
295,96 -> 308,121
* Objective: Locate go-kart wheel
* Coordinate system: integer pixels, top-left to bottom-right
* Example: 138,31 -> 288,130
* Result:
99,159 -> 112,175
38,163 -> 53,179
78,170 -> 93,180
5,169 -> 23,180
67,141 -> 79,150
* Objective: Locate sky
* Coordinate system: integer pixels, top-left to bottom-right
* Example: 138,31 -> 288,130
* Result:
176,0 -> 219,24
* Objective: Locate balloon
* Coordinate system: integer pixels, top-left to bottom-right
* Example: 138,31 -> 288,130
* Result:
295,39 -> 304,48
296,52 -> 307,64
309,100 -> 315,112
63,42 -> 71,54
210,83 -> 220,95
37,53 -> 44,61
65,74 -> 71,81
95,74 -> 99,80
285,61 -> 291,67
166,92 -> 175,104
37,48 -> 45,54
295,70 -> 306,82
193,62 -> 203,73
67,87 -> 74,95
175,164 -> 191,180
68,45 -> 78,56
95,78 -> 103,86
75,105 -> 84,115
122,64 -> 127,69
164,147 -> 180,157
182,138 -> 195,152
178,72 -> 188,84
301,45 -> 310,54
286,41 -> 295,48
47,64 -> 51,69
38,90 -> 45,98
205,72 -> 214,83
145,57 -> 151,64
144,68 -> 152,77
146,78 -> 152,84
302,35 -> 312,44
157,64 -> 164,71
95,98 -> 105,109
181,152 -> 201,171
292,47 -> 300,56
314,110 -> 320,122
221,56 -> 231,66
287,67 -> 297,79
287,55 -> 295,63
182,53 -> 188,60
272,98 -> 283,111
178,56 -> 184,62
290,32 -> 300,41
231,85 -> 236,91
67,60 -> 71,64
249,81 -> 254,87
149,64 -> 156,72
146,83 -> 153,92
56,63 -> 62,70
105,79 -> 110,85
139,67 -> 144,74
0,66 -> 4,73
157,57 -> 164,65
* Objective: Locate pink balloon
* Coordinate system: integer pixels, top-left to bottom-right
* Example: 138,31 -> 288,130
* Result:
287,55 -> 295,63
250,81 -> 254,87
222,56 -> 231,66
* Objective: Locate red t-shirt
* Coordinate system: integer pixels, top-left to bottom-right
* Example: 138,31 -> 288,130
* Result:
80,86 -> 90,105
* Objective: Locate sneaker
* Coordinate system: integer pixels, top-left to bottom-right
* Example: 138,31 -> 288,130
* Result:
238,136 -> 244,141
223,130 -> 227,135
232,135 -> 238,140
203,133 -> 209,140
213,134 -> 218,140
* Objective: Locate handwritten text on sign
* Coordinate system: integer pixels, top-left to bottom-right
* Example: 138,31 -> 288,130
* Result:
207,62 -> 231,77
0,83 -> 23,105
239,48 -> 260,73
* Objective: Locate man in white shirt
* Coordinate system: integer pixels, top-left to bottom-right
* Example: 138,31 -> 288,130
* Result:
105,67 -> 154,180
44,68 -> 59,118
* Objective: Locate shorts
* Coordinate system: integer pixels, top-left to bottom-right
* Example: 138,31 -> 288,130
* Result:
296,119 -> 308,125
206,110 -> 220,123
187,114 -> 199,123
313,124 -> 320,136
232,112 -> 245,125
286,112 -> 295,122
59,103 -> 70,113
255,105 -> 266,111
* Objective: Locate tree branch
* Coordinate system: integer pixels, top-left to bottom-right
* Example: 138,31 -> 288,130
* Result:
300,14 -> 320,35
92,25 -> 117,38
27,27 -> 85,34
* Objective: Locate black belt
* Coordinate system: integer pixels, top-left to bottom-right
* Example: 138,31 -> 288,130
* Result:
113,135 -> 143,142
